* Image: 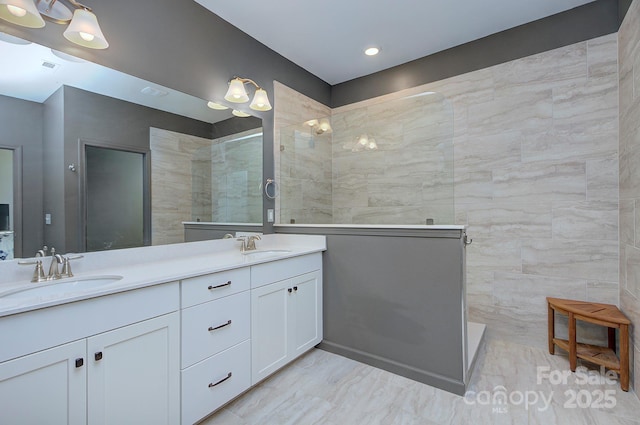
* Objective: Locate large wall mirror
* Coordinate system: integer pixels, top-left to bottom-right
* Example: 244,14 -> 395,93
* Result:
0,32 -> 263,259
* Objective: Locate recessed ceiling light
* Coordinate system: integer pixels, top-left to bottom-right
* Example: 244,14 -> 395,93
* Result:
364,47 -> 380,56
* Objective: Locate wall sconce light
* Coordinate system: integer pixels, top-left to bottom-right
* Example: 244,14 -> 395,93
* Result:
352,134 -> 378,152
0,0 -> 108,49
304,118 -> 332,135
224,77 -> 272,111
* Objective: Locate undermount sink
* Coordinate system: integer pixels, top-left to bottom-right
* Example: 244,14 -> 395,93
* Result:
242,250 -> 291,260
0,276 -> 124,300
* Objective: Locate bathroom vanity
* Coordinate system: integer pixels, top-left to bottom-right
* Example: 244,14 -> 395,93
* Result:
0,234 -> 325,425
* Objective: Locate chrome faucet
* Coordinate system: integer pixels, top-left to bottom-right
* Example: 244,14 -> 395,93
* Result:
47,248 -> 63,280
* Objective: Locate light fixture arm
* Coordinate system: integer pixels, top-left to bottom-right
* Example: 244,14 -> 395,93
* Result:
65,0 -> 92,12
231,77 -> 262,90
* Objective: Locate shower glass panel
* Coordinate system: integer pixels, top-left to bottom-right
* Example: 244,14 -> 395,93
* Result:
278,91 -> 454,225
191,130 -> 263,223
85,145 -> 147,251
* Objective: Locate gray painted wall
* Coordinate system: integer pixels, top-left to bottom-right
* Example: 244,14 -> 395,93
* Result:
46,86 -> 219,253
0,95 -> 44,257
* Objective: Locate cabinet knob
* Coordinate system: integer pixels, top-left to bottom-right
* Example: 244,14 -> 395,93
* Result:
94,352 -> 103,361
208,281 -> 231,290
75,358 -> 84,368
293,286 -> 298,291
288,288 -> 292,293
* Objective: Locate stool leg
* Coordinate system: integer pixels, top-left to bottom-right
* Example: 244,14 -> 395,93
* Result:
548,303 -> 555,355
620,324 -> 629,392
569,312 -> 577,372
608,328 -> 616,352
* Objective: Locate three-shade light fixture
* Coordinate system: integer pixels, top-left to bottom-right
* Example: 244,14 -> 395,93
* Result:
0,0 -> 108,49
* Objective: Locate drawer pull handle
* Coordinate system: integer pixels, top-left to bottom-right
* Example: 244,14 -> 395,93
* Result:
208,320 -> 232,331
208,372 -> 232,388
208,281 -> 231,290
75,358 -> 84,368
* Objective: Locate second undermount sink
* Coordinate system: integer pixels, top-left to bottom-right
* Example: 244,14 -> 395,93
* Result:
0,276 -> 124,300
242,250 -> 291,260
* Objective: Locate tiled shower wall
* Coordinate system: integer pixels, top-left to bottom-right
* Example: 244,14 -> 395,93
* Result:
151,127 -> 263,245
619,0 -> 640,396
275,33 -> 620,350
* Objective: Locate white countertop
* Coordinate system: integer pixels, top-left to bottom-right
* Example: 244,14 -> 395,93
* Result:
0,234 -> 326,318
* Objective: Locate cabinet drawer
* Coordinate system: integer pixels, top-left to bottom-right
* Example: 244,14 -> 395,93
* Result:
250,252 -> 322,288
181,291 -> 250,368
181,340 -> 251,425
181,268 -> 250,308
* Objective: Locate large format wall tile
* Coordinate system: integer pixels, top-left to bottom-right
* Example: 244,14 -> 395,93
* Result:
619,0 -> 640,395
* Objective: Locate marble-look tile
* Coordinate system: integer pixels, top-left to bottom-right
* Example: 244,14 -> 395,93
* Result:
587,34 -> 619,78
465,238 -> 522,273
492,162 -> 586,203
522,239 -> 618,282
586,281 -> 619,305
467,88 -> 553,137
465,202 -> 552,239
625,245 -> 640,298
453,130 -> 522,170
586,156 -> 619,202
492,272 -> 587,312
552,75 -> 618,136
454,170 -> 494,204
619,145 -> 640,201
618,0 -> 640,71
551,201 -> 618,241
635,345 -> 640,395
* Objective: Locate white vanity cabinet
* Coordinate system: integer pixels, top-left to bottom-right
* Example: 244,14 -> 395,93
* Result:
0,340 -> 86,425
0,283 -> 181,425
180,268 -> 252,425
250,253 -> 323,384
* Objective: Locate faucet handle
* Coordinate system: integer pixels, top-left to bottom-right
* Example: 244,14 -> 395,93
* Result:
32,261 -> 47,283
61,258 -> 72,278
236,238 -> 247,253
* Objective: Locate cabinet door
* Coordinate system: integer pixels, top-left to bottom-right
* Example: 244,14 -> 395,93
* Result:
87,312 -> 180,425
0,340 -> 86,425
290,270 -> 322,358
251,279 -> 290,384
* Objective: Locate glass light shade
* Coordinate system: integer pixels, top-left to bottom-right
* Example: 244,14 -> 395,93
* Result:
63,9 -> 109,50
318,118 -> 332,133
0,0 -> 45,28
207,101 -> 228,110
249,88 -> 272,111
232,109 -> 251,118
224,78 -> 250,103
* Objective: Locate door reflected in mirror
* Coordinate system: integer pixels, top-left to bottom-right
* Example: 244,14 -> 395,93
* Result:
0,148 -> 14,260
85,145 -> 148,252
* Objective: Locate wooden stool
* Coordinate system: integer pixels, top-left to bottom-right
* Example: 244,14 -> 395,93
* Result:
547,297 -> 630,392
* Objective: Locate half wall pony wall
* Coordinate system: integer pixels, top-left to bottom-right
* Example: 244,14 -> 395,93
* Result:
274,32 -> 620,350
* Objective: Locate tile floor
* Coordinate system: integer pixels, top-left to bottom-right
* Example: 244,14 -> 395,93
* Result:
200,338 -> 640,424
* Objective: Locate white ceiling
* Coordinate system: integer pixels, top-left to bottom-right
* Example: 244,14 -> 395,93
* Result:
196,0 -> 597,84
